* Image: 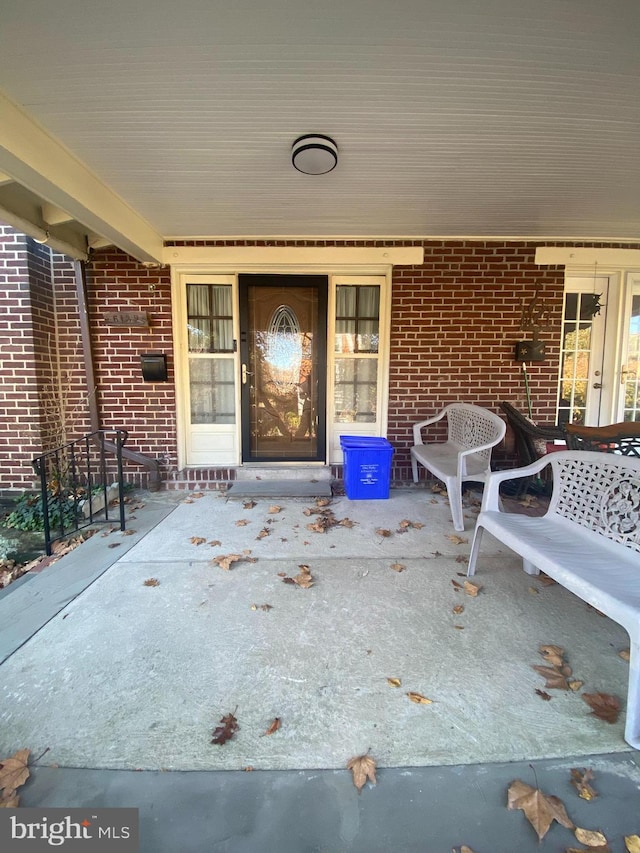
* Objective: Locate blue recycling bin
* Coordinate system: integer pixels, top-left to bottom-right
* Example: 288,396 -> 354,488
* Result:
339,435 -> 394,500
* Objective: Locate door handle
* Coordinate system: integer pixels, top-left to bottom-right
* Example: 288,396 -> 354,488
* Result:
242,364 -> 253,384
592,382 -> 603,389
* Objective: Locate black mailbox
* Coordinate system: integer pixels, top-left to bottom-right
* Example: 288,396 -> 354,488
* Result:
140,353 -> 168,382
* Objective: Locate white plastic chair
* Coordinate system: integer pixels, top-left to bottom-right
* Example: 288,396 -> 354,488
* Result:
411,403 -> 506,531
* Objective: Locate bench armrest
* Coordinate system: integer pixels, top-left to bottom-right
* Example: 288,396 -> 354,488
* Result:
412,411 -> 447,445
480,456 -> 553,511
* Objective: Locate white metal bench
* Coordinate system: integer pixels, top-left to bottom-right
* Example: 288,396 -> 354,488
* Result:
411,403 -> 506,531
467,450 -> 640,749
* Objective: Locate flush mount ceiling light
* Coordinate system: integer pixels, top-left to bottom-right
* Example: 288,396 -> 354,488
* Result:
291,134 -> 338,175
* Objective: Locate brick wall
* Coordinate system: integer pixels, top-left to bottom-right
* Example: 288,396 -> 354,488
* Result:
85,250 -> 176,486
2,234 -> 637,491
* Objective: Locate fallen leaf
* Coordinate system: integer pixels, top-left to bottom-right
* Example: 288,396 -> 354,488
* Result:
243,766 -> 254,772
619,648 -> 631,662
569,680 -> 584,691
407,692 -> 433,705
453,625 -> 465,630
267,505 -> 282,514
507,779 -> 574,841
453,604 -> 465,614
190,536 -> 207,546
235,519 -> 249,526
570,768 -> 598,801
574,827 -> 608,847
211,710 -> 239,745
463,580 -> 480,597
539,644 -> 565,668
107,543 -> 121,549
122,529 -> 136,536
625,835 -> 640,852
212,553 -> 243,571
376,528 -> 392,537
532,665 -> 570,690
208,539 -> 222,547
535,688 -> 552,701
243,500 -> 256,509
447,535 -> 468,544
451,579 -> 463,589
537,573 -> 557,586
528,586 -> 540,595
256,527 -> 271,539
143,578 -> 160,587
0,789 -> 20,807
262,717 -> 281,736
282,565 -> 315,588
346,753 -> 377,792
387,678 -> 402,688
390,562 -> 406,572
0,749 -> 30,795
316,497 -> 331,507
582,692 -> 620,724
339,518 -> 356,528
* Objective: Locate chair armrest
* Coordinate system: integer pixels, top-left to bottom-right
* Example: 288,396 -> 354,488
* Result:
480,457 -> 553,511
412,411 -> 446,445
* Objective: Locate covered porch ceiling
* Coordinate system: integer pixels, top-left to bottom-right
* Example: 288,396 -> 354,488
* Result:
0,0 -> 639,264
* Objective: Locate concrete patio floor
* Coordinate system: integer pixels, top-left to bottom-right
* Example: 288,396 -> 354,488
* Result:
1,488 -> 639,852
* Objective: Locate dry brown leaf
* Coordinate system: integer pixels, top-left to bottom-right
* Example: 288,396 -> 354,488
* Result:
267,505 -> 282,514
256,527 -> 271,539
539,644 -> 565,668
447,534 -> 468,545
625,835 -> 640,852
463,580 -> 480,597
574,827 -> 608,847
570,768 -> 598,801
407,692 -> 433,705
339,518 -> 356,528
582,692 -> 620,723
262,717 -> 281,736
0,789 -> 20,807
376,528 -> 392,537
453,604 -> 465,614
315,497 -> 331,507
387,678 -> 401,688
532,665 -> 570,690
208,539 -> 222,547
528,586 -> 540,595
507,779 -> 574,841
535,688 -> 552,701
390,562 -> 406,572
537,573 -> 557,586
143,578 -> 160,587
451,579 -> 463,589
453,625 -> 465,630
569,680 -> 584,692
211,710 -> 239,745
346,753 -> 377,792
243,500 -> 257,509
212,553 -> 243,571
190,536 -> 207,545
0,748 -> 30,795
619,648 -> 631,662
235,519 -> 249,527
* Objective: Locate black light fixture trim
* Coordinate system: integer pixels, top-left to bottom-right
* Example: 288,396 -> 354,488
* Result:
291,134 -> 338,175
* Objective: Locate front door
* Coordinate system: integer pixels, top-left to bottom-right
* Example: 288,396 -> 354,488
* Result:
239,274 -> 327,462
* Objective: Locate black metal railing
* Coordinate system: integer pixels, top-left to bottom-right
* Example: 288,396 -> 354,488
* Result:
32,430 -> 128,555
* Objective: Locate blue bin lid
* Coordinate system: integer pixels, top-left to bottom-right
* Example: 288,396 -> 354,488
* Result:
339,435 -> 392,448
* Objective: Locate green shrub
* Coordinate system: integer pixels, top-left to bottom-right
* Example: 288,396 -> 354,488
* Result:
4,490 -> 80,532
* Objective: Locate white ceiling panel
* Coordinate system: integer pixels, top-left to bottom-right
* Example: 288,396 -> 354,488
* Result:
0,0 -> 639,254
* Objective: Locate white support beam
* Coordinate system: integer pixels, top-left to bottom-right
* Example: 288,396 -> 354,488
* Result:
41,202 -> 74,226
0,91 -> 163,264
536,246 -> 640,268
163,245 -> 424,268
0,171 -> 13,185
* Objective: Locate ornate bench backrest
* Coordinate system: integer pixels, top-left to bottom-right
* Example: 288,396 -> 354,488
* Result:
548,451 -> 640,554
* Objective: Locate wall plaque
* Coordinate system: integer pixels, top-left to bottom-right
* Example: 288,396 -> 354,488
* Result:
104,311 -> 149,327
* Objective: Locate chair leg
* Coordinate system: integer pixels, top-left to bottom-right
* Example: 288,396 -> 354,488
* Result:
624,635 -> 640,750
411,453 -> 420,484
467,525 -> 485,576
446,479 -> 465,532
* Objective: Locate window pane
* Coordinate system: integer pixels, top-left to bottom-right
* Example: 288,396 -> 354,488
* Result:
335,319 -> 356,353
357,319 -> 379,353
189,359 -> 235,424
188,320 -> 211,352
334,358 -> 377,422
358,286 -> 380,317
336,286 -> 356,316
187,283 -> 233,353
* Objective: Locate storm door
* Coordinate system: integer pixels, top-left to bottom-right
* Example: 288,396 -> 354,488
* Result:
239,274 -> 327,462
